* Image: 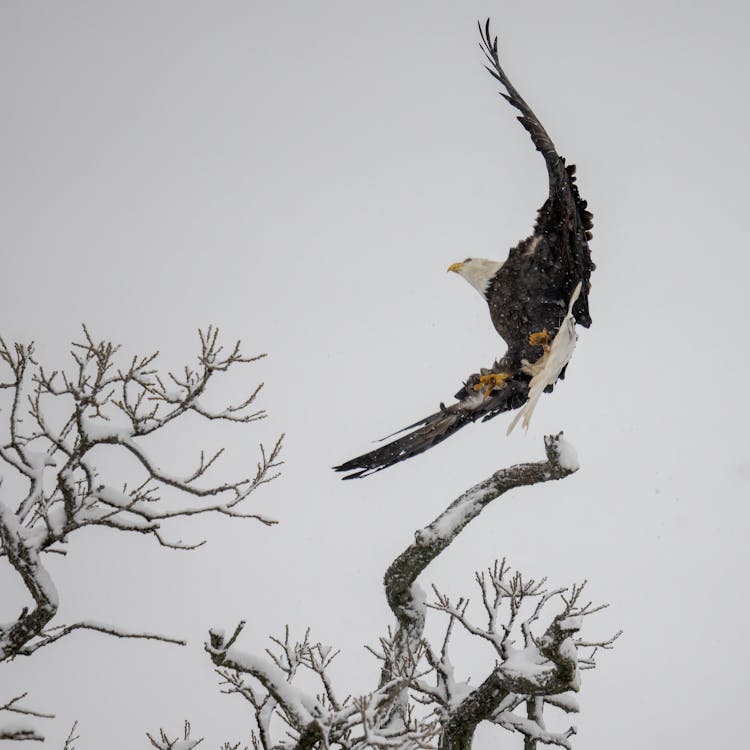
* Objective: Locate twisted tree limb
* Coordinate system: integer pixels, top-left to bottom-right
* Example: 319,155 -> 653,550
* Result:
382,433 -> 575,680
382,433 -> 579,749
204,434 -> 617,749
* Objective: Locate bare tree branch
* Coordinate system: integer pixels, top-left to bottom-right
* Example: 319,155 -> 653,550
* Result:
378,432 -> 575,736
202,435 -> 617,750
16,621 -> 186,656
206,625 -> 440,750
62,721 -> 79,750
0,728 -> 44,742
0,692 -> 53,742
147,720 -> 204,749
383,432 -> 574,665
0,327 -> 283,742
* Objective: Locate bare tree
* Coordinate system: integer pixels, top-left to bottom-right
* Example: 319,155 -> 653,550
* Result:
147,720 -> 204,749
147,720 -> 246,750
0,326 -> 283,741
0,693 -> 54,742
61,722 -> 79,750
204,434 -> 619,749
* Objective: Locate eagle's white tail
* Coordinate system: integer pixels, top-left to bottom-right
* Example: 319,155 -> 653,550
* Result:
507,282 -> 583,435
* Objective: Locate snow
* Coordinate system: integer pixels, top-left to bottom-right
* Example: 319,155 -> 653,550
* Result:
217,644 -> 323,725
558,615 -> 583,632
93,485 -> 154,517
494,711 -> 576,750
501,644 -> 549,679
410,581 -> 427,619
545,693 -> 581,713
0,719 -> 42,737
1,497 -> 22,537
0,498 -> 59,607
448,676 -> 474,708
29,557 -> 59,608
556,438 -> 580,472
24,450 -> 57,471
79,417 -> 134,443
422,484 -> 487,543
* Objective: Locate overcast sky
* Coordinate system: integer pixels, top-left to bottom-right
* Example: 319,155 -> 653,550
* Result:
2,2 -> 749,748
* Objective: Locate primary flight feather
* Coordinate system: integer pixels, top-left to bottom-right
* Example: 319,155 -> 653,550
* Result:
334,20 -> 594,479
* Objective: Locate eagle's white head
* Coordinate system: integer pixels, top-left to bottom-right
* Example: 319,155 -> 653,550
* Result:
448,258 -> 504,298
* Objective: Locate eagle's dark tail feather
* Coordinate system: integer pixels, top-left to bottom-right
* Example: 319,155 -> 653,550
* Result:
333,379 -> 529,479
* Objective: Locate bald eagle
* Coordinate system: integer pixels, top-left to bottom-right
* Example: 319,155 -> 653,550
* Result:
334,21 -> 594,479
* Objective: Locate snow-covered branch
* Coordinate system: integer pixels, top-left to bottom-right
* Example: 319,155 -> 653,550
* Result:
378,432 -> 576,735
0,327 -> 283,741
429,566 -> 619,749
15,621 -> 186,657
201,435 -> 617,749
147,720 -> 204,749
206,624 -> 439,750
413,473 -> 620,750
384,432 -> 574,647
146,720 -> 250,750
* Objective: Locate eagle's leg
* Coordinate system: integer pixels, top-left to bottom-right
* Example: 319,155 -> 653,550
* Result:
521,329 -> 555,378
474,372 -> 511,398
528,328 -> 551,352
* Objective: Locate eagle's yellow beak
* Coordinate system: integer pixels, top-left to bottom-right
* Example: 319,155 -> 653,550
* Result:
447,262 -> 463,273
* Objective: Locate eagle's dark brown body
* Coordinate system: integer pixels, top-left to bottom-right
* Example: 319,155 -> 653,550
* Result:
489,173 -> 593,375
334,21 -> 594,479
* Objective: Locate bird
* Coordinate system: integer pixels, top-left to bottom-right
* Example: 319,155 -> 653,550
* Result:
334,20 -> 594,479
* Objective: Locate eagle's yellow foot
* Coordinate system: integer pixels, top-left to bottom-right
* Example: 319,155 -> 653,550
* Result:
529,328 -> 551,351
473,372 -> 511,398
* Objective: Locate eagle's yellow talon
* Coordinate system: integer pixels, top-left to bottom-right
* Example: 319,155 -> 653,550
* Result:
529,329 -> 551,349
473,372 -> 511,398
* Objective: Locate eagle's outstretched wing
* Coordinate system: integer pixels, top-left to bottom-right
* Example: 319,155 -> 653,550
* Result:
334,21 -> 593,479
477,20 -> 594,329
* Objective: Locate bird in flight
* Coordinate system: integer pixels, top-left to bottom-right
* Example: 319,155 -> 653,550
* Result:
335,20 -> 594,479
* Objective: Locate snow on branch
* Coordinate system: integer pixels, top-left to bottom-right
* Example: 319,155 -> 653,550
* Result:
147,720 -> 251,750
147,720 -> 204,749
429,565 -> 620,749
376,435 -> 618,749
201,434 -> 617,749
15,621 -> 186,657
0,327 -> 283,741
381,432 -> 576,687
205,623 -> 439,750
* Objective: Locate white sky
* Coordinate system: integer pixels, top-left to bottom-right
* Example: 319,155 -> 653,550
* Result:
2,1 -> 749,748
